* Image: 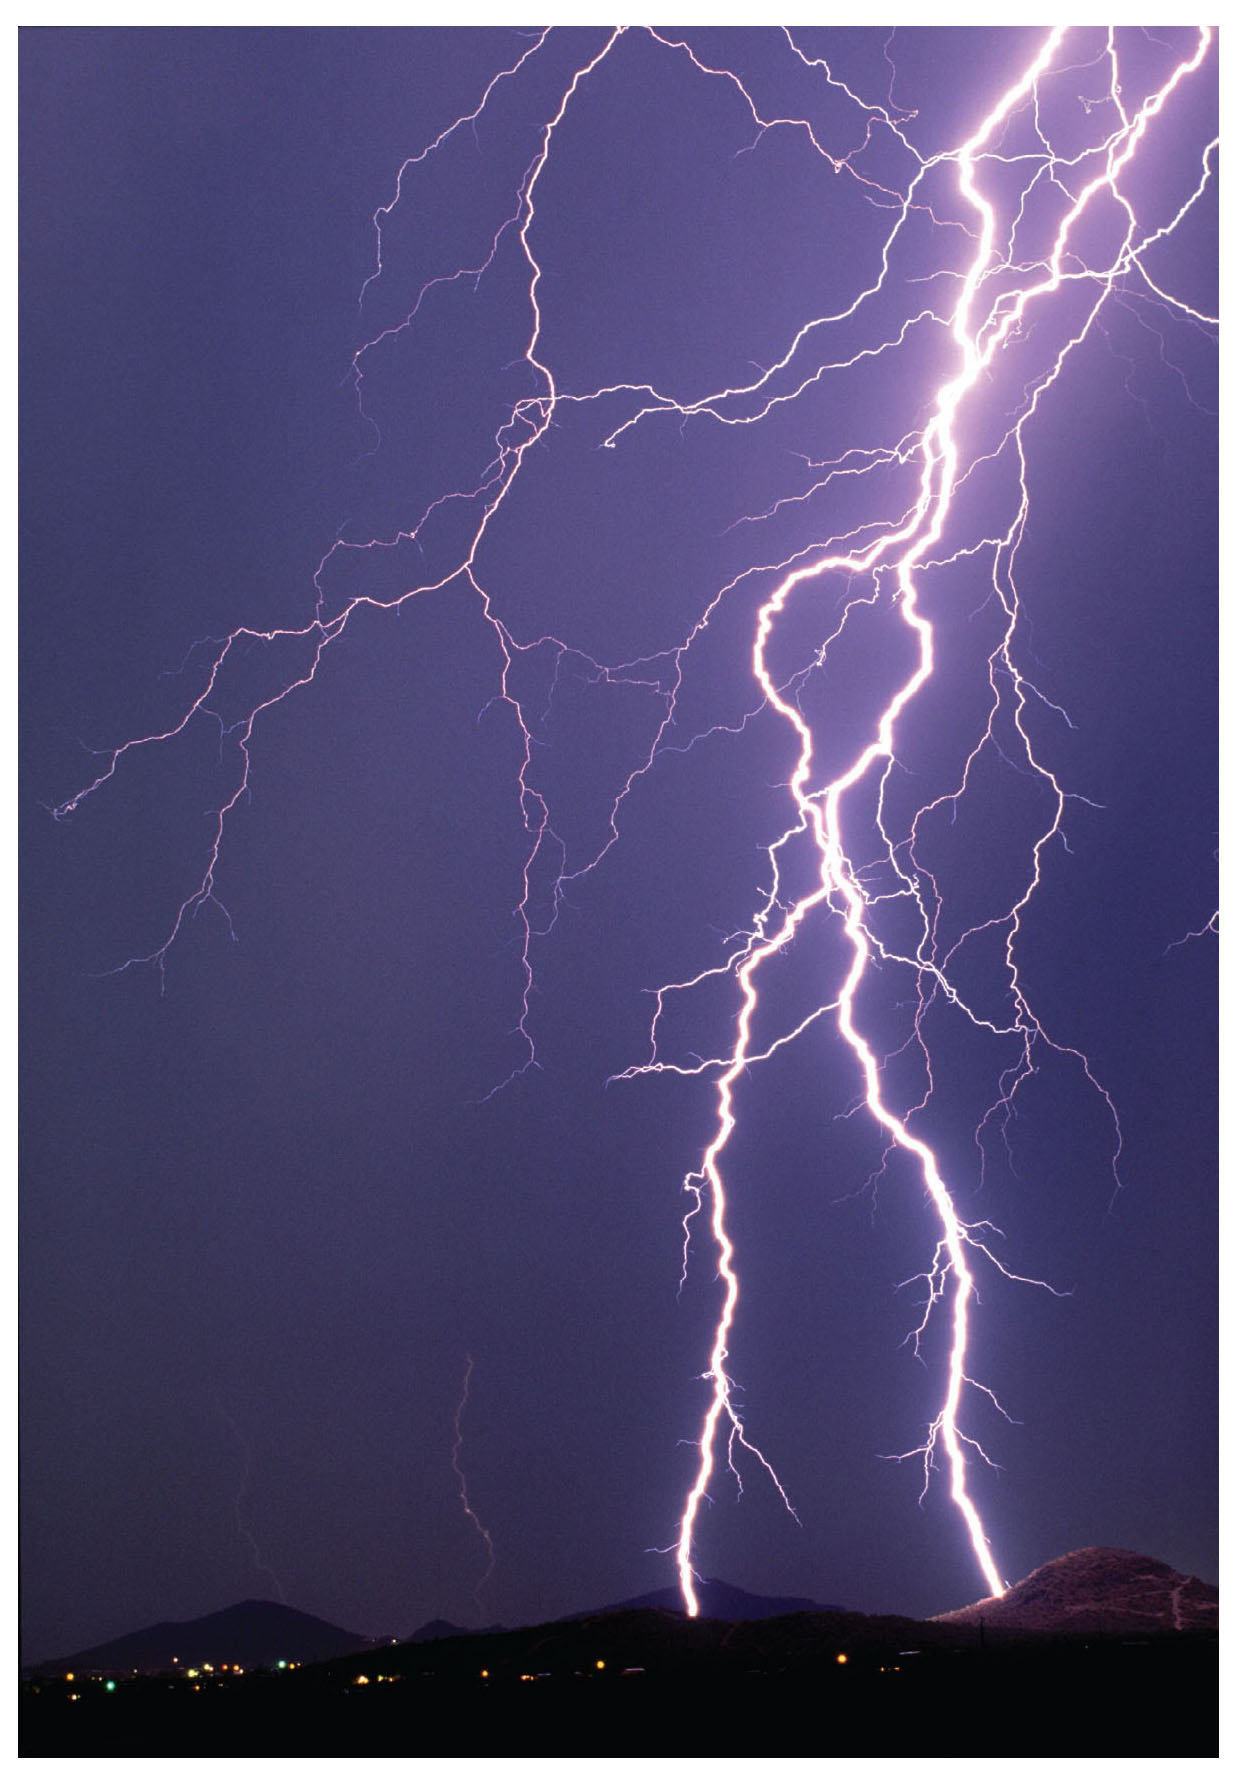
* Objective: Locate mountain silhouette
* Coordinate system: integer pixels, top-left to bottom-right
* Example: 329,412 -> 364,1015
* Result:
29,1549 -> 1216,1681
31,1599 -> 375,1676
580,1578 -> 845,1621
935,1547 -> 1218,1633
407,1617 -> 504,1642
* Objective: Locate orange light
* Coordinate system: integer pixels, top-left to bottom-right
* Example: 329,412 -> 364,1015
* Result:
835,1653 -> 849,1665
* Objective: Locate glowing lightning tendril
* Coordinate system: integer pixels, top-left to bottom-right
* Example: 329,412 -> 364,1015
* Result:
50,27 -> 1216,1618
451,1355 -> 496,1611
612,23 -> 1215,1615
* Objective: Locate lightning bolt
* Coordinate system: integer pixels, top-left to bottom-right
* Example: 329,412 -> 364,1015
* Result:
612,24 -> 1215,1612
450,1355 -> 496,1612
212,1394 -> 289,1606
49,29 -> 1216,1617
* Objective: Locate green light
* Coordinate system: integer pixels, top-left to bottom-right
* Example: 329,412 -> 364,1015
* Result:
105,1681 -> 116,1693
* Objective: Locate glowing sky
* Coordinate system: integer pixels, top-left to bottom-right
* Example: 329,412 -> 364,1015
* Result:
21,26 -> 1216,1663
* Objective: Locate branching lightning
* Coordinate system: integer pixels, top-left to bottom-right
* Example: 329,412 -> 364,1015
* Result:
51,28 -> 1217,1615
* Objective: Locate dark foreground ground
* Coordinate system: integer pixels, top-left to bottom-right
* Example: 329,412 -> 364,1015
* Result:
22,1624 -> 1217,1757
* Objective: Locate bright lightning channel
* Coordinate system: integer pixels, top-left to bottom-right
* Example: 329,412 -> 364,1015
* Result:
50,28 -> 1216,1618
612,24 -> 1214,1613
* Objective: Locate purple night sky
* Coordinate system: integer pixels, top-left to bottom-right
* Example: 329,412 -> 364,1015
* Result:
21,26 -> 1217,1664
